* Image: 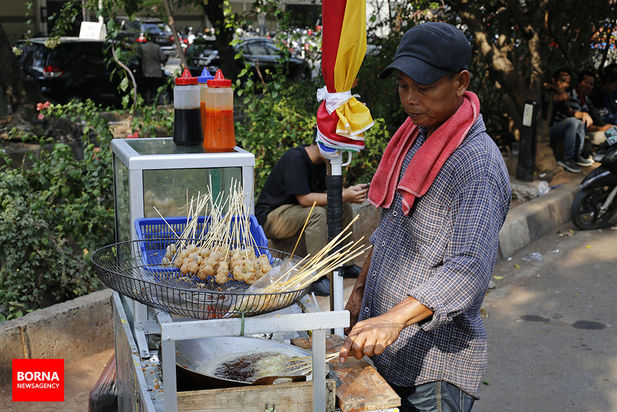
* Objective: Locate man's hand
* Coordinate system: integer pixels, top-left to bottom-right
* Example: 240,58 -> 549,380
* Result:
589,123 -> 615,133
343,184 -> 369,204
340,296 -> 434,364
575,111 -> 594,127
599,124 -> 614,132
339,313 -> 405,362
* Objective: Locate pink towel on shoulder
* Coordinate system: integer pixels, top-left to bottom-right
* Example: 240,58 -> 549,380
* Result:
367,91 -> 480,215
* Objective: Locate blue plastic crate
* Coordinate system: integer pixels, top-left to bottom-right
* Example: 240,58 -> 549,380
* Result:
134,215 -> 271,284
135,215 -> 268,247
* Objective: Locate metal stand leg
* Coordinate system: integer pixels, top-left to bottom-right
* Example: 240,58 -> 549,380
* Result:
333,268 -> 345,337
161,339 -> 178,412
311,329 -> 327,412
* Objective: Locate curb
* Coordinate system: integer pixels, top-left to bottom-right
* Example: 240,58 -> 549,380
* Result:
0,289 -> 113,384
498,180 -> 580,259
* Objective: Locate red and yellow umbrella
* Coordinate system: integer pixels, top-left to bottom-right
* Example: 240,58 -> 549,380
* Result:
316,0 -> 374,316
316,0 -> 374,155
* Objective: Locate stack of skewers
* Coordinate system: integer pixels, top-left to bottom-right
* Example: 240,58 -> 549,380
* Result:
156,180 -> 271,285
152,180 -> 371,315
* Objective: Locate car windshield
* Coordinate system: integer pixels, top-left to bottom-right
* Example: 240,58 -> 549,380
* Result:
21,41 -> 108,73
245,41 -> 280,56
142,23 -> 171,35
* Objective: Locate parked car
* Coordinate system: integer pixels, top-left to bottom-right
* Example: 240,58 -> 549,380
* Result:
15,37 -> 163,106
184,36 -> 218,74
114,16 -> 176,57
186,37 -> 311,81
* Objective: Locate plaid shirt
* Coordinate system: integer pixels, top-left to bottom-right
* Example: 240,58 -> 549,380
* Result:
360,115 -> 511,398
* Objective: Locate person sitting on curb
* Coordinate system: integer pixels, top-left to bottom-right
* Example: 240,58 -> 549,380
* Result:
548,69 -> 593,173
573,69 -> 616,160
590,63 -> 617,125
255,142 -> 368,296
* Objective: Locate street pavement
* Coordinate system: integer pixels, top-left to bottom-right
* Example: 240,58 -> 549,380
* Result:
477,222 -> 617,412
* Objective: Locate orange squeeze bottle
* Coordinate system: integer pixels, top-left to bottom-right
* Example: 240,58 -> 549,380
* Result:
203,69 -> 236,152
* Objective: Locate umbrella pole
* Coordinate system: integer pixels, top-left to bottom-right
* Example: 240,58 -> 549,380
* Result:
326,153 -> 345,337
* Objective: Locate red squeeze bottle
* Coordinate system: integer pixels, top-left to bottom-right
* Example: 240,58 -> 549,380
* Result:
203,70 -> 236,152
173,68 -> 203,146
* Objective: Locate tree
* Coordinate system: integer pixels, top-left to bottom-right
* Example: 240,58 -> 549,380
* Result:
200,0 -> 240,79
447,0 -> 616,138
162,0 -> 189,68
374,0 -> 616,171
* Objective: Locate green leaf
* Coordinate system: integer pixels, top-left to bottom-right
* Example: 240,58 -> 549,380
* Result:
119,77 -> 129,92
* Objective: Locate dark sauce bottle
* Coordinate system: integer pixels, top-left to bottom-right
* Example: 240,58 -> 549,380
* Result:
173,68 -> 203,146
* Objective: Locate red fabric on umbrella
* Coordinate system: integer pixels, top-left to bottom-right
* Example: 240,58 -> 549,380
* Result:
321,1 -> 347,92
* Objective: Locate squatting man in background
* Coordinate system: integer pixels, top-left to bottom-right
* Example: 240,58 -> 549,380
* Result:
339,22 -> 511,412
255,142 -> 368,296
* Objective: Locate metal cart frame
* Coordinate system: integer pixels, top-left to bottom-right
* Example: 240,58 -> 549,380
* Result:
114,292 -> 349,411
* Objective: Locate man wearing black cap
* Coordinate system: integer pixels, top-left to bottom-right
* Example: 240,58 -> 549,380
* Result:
339,22 -> 511,411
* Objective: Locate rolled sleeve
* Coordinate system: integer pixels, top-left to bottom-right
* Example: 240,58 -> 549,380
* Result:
409,173 -> 508,331
409,284 -> 449,331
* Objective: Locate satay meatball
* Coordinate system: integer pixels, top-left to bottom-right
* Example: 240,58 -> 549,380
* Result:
257,255 -> 271,273
199,263 -> 214,277
214,272 -> 228,284
187,261 -> 199,273
196,268 -> 208,280
218,261 -> 229,273
180,261 -> 191,274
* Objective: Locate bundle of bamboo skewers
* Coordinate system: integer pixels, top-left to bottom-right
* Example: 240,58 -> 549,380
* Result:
149,178 -> 372,315
156,179 -> 271,285
230,212 -> 371,312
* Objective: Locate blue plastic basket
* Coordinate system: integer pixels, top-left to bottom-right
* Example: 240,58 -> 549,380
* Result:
135,215 -> 268,249
134,215 -> 271,284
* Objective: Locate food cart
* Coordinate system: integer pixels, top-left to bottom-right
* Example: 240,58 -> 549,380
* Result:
93,138 -> 398,411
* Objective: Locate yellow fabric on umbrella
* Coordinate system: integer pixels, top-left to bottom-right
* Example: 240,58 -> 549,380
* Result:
331,0 -> 374,138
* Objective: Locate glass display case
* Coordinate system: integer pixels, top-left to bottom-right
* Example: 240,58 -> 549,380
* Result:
111,138 -> 254,242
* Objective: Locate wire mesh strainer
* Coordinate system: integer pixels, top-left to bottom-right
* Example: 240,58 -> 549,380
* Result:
91,239 -> 308,320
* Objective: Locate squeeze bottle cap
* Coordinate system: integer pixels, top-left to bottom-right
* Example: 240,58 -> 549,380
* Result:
198,68 -> 215,83
207,69 -> 232,88
175,68 -> 197,85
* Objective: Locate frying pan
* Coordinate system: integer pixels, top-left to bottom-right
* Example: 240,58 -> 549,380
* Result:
174,336 -> 311,390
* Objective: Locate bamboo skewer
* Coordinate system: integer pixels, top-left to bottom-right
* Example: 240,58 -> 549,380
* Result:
290,201 -> 316,258
280,352 -> 340,376
264,215 -> 363,292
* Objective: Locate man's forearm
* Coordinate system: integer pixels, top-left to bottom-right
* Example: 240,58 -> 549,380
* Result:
385,296 -> 434,328
296,192 -> 328,206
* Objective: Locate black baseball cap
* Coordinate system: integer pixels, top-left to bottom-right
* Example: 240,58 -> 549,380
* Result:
380,22 -> 471,85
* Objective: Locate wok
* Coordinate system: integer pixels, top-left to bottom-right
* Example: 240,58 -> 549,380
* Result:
174,336 -> 311,390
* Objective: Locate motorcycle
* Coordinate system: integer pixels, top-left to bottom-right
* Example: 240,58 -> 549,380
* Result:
570,142 -> 617,229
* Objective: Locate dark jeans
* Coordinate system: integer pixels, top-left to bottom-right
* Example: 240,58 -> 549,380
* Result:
390,381 -> 475,412
549,117 -> 585,160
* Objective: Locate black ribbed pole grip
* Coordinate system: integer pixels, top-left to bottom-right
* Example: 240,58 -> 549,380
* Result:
326,174 -> 343,242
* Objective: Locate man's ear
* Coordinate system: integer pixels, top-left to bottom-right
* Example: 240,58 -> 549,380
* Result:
456,70 -> 471,96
